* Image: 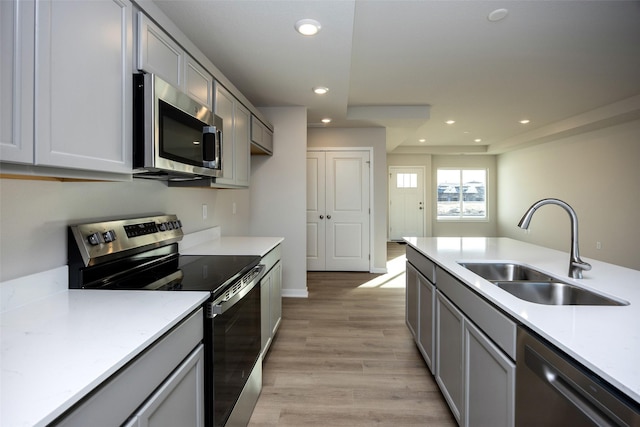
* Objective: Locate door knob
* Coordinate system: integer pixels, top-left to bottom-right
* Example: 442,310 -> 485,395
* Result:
320,215 -> 324,219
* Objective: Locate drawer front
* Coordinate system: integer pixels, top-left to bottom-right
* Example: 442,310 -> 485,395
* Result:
406,245 -> 435,283
436,267 -> 516,360
262,244 -> 282,273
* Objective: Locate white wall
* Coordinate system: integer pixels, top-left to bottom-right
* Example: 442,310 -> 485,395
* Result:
250,107 -> 308,297
497,119 -> 640,270
0,177 -> 249,281
307,127 -> 388,272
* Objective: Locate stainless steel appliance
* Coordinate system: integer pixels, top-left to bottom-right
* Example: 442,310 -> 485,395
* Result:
68,215 -> 264,427
516,326 -> 640,426
133,73 -> 223,181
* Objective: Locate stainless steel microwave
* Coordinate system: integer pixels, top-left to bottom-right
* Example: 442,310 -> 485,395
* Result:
133,73 -> 223,180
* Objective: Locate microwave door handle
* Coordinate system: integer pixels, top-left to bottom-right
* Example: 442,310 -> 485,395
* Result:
202,126 -> 217,168
215,128 -> 222,170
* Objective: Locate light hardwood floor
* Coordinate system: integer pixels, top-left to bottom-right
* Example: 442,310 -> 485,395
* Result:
248,242 -> 456,426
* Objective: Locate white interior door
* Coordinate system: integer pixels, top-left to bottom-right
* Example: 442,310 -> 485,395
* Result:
306,152 -> 326,271
307,150 -> 370,271
389,166 -> 425,240
325,151 -> 370,271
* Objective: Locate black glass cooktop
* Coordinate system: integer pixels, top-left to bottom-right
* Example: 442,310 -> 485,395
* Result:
95,254 -> 260,297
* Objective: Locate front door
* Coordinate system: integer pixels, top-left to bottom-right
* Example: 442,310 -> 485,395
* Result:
389,166 -> 425,240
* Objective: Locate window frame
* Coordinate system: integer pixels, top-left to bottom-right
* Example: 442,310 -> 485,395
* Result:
436,168 -> 489,222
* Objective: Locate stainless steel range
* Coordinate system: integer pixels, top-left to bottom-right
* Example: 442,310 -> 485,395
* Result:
68,214 -> 264,427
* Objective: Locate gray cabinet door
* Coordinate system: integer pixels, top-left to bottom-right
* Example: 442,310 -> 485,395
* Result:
0,0 -> 34,164
124,345 -> 205,427
417,271 -> 435,374
34,0 -> 132,173
405,262 -> 418,339
464,320 -> 515,427
436,290 -> 464,424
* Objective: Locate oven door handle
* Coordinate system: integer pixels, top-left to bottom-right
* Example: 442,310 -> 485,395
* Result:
211,264 -> 266,316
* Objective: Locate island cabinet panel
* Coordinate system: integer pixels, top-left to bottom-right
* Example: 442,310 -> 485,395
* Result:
417,270 -> 436,374
405,262 -> 419,339
464,319 -> 515,427
436,290 -> 465,424
405,245 -> 517,427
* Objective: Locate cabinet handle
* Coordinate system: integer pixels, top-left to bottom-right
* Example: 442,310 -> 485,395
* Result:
320,215 -> 324,219
327,215 -> 332,219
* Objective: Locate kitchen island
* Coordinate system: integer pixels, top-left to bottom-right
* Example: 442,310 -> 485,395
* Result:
405,236 -> 640,405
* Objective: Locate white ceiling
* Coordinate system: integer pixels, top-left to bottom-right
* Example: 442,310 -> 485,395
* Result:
153,0 -> 640,153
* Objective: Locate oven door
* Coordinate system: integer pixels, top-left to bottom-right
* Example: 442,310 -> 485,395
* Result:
207,279 -> 262,427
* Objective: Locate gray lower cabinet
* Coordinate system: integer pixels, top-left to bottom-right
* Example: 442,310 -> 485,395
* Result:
436,291 -> 465,424
464,319 -> 515,427
405,262 -> 419,339
407,245 -> 516,427
124,345 -> 205,427
55,308 -> 204,427
417,270 -> 436,374
260,245 -> 283,357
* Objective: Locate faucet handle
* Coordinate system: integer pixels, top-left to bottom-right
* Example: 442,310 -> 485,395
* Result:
570,260 -> 592,279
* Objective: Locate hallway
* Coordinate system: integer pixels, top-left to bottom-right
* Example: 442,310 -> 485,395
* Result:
248,243 -> 455,426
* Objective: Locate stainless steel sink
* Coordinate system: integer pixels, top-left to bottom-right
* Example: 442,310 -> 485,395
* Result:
457,262 -> 628,306
458,262 -> 556,282
492,280 -> 627,306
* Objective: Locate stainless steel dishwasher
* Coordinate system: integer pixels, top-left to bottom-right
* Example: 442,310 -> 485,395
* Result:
516,326 -> 640,426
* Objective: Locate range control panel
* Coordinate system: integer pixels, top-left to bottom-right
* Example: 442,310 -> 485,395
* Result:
69,214 -> 184,266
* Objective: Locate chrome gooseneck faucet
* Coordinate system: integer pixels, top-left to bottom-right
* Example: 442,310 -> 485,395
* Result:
517,198 -> 592,279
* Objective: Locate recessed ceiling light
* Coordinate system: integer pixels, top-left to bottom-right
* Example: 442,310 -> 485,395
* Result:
419,138 -> 426,143
321,118 -> 331,124
313,86 -> 329,95
519,119 -> 531,124
487,8 -> 509,22
445,120 -> 456,125
295,19 -> 321,36
474,138 -> 482,143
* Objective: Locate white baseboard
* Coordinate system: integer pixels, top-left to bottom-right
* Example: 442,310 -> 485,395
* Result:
281,288 -> 309,298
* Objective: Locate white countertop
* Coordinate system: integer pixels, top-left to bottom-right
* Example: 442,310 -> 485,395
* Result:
180,227 -> 283,257
404,237 -> 640,403
1,268 -> 209,427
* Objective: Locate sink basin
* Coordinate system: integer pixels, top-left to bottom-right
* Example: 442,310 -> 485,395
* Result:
457,262 -> 628,306
458,262 -> 556,282
492,280 -> 628,306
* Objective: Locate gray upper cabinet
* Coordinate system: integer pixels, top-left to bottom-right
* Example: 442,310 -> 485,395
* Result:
2,0 -> 133,175
137,12 -> 213,110
250,116 -> 273,155
213,82 -> 250,188
136,12 -> 183,88
0,0 -> 34,164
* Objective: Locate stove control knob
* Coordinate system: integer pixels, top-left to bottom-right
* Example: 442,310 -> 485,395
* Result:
158,222 -> 167,231
102,230 -> 117,243
173,220 -> 180,229
87,232 -> 101,246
